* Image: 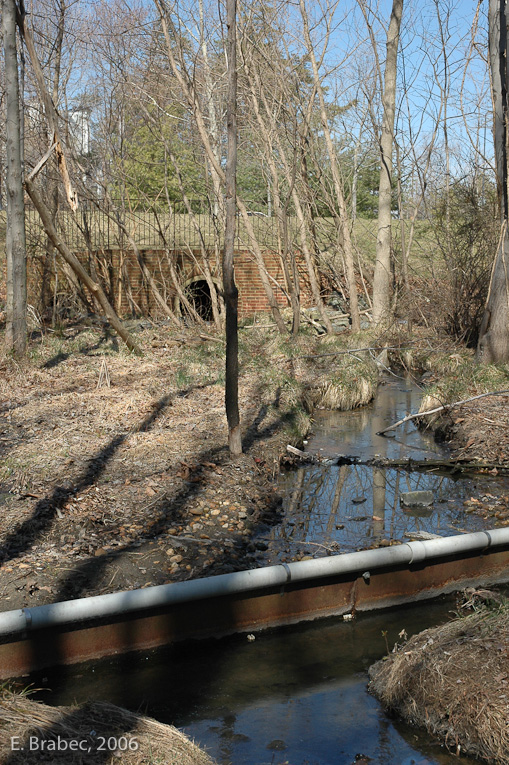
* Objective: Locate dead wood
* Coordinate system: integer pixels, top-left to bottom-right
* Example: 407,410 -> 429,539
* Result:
286,444 -> 321,462
25,180 -> 142,355
16,11 -> 77,211
286,445 -> 509,474
376,389 -> 509,435
367,457 -> 509,472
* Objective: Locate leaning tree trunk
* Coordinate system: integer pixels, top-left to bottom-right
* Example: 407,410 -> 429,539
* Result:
26,180 -> 141,355
3,0 -> 27,356
372,0 -> 404,325
298,0 -> 360,332
223,0 -> 242,455
477,0 -> 509,363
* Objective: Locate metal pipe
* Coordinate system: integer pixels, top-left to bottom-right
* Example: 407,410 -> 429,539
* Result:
1,528 -> 508,639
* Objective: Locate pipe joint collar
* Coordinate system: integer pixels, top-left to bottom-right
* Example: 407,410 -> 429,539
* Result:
22,608 -> 32,631
407,541 -> 427,565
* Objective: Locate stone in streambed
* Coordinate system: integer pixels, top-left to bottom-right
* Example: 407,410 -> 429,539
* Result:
400,490 -> 434,508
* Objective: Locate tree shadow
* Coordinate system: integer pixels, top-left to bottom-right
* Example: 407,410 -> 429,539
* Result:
2,398 -> 292,765
0,382 -> 214,566
50,403 -> 287,603
41,327 -> 120,370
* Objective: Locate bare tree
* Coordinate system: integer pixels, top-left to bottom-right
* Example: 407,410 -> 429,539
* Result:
362,0 -> 404,325
298,0 -> 360,332
223,0 -> 242,455
477,0 -> 509,362
2,0 -> 26,356
16,9 -> 141,353
154,0 -> 288,334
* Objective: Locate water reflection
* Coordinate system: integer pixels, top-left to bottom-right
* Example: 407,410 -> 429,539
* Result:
269,379 -> 506,559
31,601 -> 479,765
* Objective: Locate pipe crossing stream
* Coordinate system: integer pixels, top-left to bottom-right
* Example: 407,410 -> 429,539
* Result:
3,377 -> 509,763
0,378 -> 509,674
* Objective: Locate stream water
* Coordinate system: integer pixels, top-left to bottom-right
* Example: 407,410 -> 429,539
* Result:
254,378 -> 508,564
26,378 -> 509,764
29,600 -> 478,765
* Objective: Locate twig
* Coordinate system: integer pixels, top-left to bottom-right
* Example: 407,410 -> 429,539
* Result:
293,344 -> 418,360
376,389 -> 509,436
97,357 -> 111,389
199,333 -> 225,343
167,534 -> 212,545
240,323 -> 278,330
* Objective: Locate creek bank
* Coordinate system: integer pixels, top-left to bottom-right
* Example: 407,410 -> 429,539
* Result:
0,322 -> 380,611
0,689 -> 217,764
415,351 -> 509,466
369,593 -> 509,765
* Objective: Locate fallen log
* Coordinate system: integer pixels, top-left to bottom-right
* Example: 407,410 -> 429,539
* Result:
286,446 -> 509,474
376,389 -> 509,436
367,457 -> 508,472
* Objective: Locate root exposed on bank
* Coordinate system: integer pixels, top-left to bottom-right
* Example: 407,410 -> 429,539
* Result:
0,690 -> 216,764
369,598 -> 509,764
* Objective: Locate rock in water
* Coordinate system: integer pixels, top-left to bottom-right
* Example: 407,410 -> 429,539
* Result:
399,490 -> 434,508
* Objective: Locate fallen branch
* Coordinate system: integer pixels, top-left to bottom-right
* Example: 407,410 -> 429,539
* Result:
287,445 -> 509,473
286,444 -> 322,463
376,389 -> 509,435
367,457 -> 509,473
294,344 -> 416,361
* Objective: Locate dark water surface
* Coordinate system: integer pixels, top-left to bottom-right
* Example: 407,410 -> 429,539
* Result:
259,378 -> 508,562
30,599 -> 477,765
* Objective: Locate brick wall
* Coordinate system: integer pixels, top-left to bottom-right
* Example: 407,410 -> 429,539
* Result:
36,248 -> 314,318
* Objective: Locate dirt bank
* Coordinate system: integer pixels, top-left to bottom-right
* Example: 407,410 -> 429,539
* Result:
1,325 -> 507,613
0,321 -> 379,611
369,592 -> 509,764
415,349 -> 509,466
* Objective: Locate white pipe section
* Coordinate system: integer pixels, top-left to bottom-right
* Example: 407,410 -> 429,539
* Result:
0,528 -> 508,638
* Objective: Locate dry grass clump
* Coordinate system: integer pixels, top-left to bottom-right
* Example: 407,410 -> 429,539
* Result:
0,690 -> 216,764
302,356 -> 378,412
422,358 -> 509,405
417,357 -> 509,430
303,374 -> 374,411
369,600 -> 509,763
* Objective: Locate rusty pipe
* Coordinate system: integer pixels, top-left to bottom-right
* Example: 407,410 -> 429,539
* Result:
0,528 -> 508,639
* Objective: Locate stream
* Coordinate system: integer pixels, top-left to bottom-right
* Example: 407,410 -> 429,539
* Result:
27,377 -> 509,764
253,378 -> 508,565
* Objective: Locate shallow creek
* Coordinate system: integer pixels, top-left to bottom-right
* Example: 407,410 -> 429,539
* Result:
28,379 -> 509,764
31,599 -> 478,765
254,378 -> 508,564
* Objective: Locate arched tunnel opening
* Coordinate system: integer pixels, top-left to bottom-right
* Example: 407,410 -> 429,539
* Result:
185,279 -> 213,321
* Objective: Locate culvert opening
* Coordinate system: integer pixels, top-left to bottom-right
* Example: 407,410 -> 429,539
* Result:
185,279 -> 213,321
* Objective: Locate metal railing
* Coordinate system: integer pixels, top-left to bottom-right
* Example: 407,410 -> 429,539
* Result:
24,200 -> 292,254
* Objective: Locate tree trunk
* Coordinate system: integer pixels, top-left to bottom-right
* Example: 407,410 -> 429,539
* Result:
25,180 -> 142,355
372,0 -> 404,325
478,0 -> 509,363
154,0 -> 288,334
223,0 -> 242,455
298,0 -> 360,332
3,0 -> 27,356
